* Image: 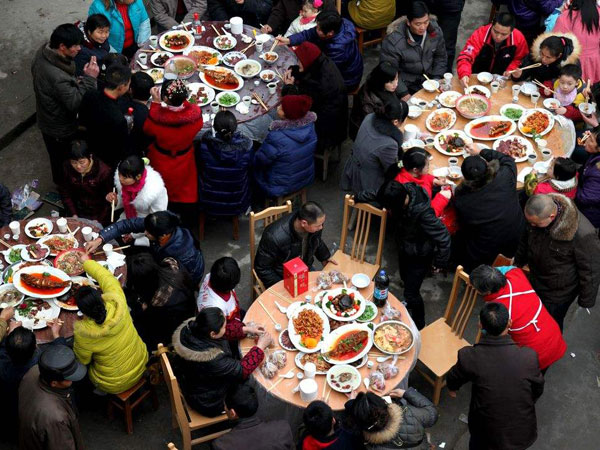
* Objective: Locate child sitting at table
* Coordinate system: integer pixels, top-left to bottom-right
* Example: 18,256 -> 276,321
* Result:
524,157 -> 578,199
544,64 -> 586,124
284,0 -> 323,38
298,400 -> 363,450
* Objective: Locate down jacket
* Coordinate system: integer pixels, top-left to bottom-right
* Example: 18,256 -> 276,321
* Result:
254,210 -> 331,288
575,153 -> 600,228
207,0 -> 272,27
198,130 -> 253,216
113,165 -> 169,222
288,18 -> 364,88
348,0 -> 395,30
380,16 -> 447,94
74,261 -> 148,394
265,0 -> 336,34
254,112 -> 317,198
515,193 -> 600,308
495,0 -> 563,29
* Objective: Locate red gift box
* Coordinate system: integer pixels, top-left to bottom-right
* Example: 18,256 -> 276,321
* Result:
283,257 -> 308,298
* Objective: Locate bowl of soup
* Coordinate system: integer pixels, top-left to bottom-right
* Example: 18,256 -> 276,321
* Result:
455,94 -> 491,119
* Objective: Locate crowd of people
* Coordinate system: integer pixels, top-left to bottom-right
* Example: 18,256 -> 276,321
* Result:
0,0 -> 599,449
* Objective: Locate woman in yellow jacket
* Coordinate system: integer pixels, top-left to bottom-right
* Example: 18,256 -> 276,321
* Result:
74,260 -> 148,394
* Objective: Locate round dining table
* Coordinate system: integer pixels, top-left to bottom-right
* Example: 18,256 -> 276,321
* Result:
241,272 -> 421,412
0,217 -> 127,343
133,21 -> 298,129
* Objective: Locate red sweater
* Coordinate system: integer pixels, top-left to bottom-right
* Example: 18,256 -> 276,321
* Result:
394,168 -> 449,216
115,2 -> 135,49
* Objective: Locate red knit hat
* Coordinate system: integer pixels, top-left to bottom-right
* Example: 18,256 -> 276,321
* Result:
281,95 -> 313,120
293,42 -> 321,69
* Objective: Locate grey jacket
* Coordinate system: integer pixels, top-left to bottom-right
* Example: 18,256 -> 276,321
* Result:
341,113 -> 403,195
31,44 -> 97,139
380,16 -> 447,94
150,0 -> 208,30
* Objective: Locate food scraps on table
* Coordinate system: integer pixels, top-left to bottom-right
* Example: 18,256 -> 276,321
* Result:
292,309 -> 324,349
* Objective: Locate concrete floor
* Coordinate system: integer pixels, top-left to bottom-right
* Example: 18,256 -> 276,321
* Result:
1,0 -> 599,448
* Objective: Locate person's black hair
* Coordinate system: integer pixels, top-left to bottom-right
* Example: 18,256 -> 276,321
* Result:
189,307 -> 225,339
104,64 -> 132,90
407,1 -> 429,21
210,257 -> 241,292
540,36 -> 574,62
118,154 -> 145,179
84,14 -> 111,36
102,53 -> 129,71
346,392 -> 389,432
569,0 -> 599,34
225,382 -> 259,418
559,63 -> 582,81
316,10 -> 342,34
480,302 -> 509,336
76,286 -> 107,325
69,140 -> 92,161
130,71 -> 154,101
144,211 -> 180,238
552,157 -> 577,181
470,265 -> 507,294
49,24 -> 84,49
493,12 -> 516,29
6,327 -> 37,366
298,201 -> 325,224
380,98 -> 409,122
367,61 -> 398,93
161,79 -> 188,107
303,401 -> 334,440
590,124 -> 600,141
213,111 -> 238,142
402,147 -> 430,171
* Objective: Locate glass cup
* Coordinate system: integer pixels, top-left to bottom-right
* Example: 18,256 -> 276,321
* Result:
56,218 -> 68,233
448,157 -> 459,167
8,221 -> 20,236
102,243 -> 114,257
541,149 -> 553,161
255,41 -> 264,53
149,35 -> 158,47
81,226 -> 93,242
242,95 -> 252,107
211,101 -> 219,113
512,85 -> 521,102
490,81 -> 500,93
531,92 -> 540,108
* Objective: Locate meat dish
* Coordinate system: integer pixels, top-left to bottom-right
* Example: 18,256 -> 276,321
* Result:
54,250 -> 89,276
154,54 -> 170,65
17,298 -> 52,319
163,33 -> 190,50
262,52 -> 278,62
521,111 -> 550,134
428,111 -> 453,131
279,329 -> 295,351
438,133 -> 466,153
187,50 -> 219,65
301,352 -> 332,372
470,87 -> 487,97
469,120 -> 512,139
324,330 -> 369,360
41,235 -> 76,254
25,244 -> 49,260
27,223 -> 50,238
21,273 -> 71,290
496,138 -> 528,159
189,86 -> 209,105
204,68 -> 239,87
260,71 -> 275,82
328,370 -> 357,391
324,289 -> 361,318
292,309 -> 324,349
214,36 -> 235,50
374,323 -> 413,354
223,52 -> 245,66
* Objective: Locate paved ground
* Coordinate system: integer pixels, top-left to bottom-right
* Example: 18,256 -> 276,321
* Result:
1,1 -> 599,449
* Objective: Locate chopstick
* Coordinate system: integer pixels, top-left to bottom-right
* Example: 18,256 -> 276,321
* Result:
69,226 -> 80,237
267,288 -> 293,304
211,24 -> 221,36
110,187 -> 116,223
94,245 -> 131,256
267,377 -> 285,392
321,381 -> 328,399
182,22 -> 189,32
532,79 -> 557,95
586,78 -> 592,101
269,39 -> 278,52
221,27 -> 229,36
274,68 -> 284,80
240,42 -> 255,54
423,73 -> 441,93
324,387 -> 333,403
252,92 -> 268,111
506,62 -> 542,75
0,239 -> 12,249
139,49 -> 159,53
257,300 -> 278,325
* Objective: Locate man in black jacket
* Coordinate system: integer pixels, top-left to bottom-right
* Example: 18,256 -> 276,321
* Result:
254,202 -> 334,288
447,302 -> 545,450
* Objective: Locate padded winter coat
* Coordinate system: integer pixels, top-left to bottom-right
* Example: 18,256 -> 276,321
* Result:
74,260 -> 148,394
348,0 -> 395,30
496,0 -> 563,29
254,112 -> 317,198
89,0 -> 151,53
198,131 -> 253,216
576,153 -> 600,228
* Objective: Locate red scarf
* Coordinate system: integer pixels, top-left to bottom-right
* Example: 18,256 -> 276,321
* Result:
122,168 -> 147,219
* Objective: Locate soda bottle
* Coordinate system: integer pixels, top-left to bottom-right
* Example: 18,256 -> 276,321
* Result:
125,107 -> 134,133
193,12 -> 202,37
373,270 -> 389,307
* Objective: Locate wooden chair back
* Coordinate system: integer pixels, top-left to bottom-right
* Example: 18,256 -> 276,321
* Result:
249,201 -> 293,298
442,265 -> 479,338
158,344 -> 189,431
339,194 -> 387,266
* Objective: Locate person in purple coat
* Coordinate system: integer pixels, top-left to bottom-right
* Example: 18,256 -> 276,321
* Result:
576,126 -> 600,228
493,0 -> 563,44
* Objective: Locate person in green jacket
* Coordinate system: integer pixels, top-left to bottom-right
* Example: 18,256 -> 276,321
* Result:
348,0 -> 395,30
74,260 -> 148,394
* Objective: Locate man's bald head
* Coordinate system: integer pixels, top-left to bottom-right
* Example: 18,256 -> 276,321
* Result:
524,195 -> 558,228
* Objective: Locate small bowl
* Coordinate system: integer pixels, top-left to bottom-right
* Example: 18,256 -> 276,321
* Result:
477,72 -> 493,84
447,167 -> 463,181
260,51 -> 279,64
579,102 -> 597,116
351,273 -> 370,289
422,79 -> 439,92
543,98 -> 560,110
408,105 -> 423,119
520,82 -> 538,96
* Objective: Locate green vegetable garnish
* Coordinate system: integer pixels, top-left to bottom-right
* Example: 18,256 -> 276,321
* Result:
8,248 -> 22,263
219,93 -> 238,106
503,108 -> 523,120
357,304 -> 376,321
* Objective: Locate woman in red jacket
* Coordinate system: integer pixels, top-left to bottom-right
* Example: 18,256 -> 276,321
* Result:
144,79 -> 203,231
470,264 -> 567,371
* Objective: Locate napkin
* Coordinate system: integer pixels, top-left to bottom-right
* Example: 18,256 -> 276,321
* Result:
106,252 -> 126,269
236,103 -> 249,115
517,167 -> 533,184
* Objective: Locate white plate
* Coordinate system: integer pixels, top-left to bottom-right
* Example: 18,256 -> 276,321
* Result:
186,82 -> 216,107
294,352 -> 367,375
54,276 -> 96,311
159,30 -> 195,53
425,108 -> 457,133
259,69 -> 277,83
213,35 -> 237,51
438,91 -> 462,108
278,329 -> 297,351
24,218 -> 53,239
520,82 -> 538,96
13,265 -> 72,299
255,34 -> 273,44
321,323 -> 373,364
150,51 -> 174,66
500,103 -> 525,121
518,108 -> 554,137
543,98 -> 560,111
199,65 -> 244,92
86,261 -> 114,283
326,364 -> 361,393
145,68 -> 164,84
222,51 -> 246,67
2,260 -> 52,284
434,130 -> 472,156
356,301 -> 379,323
14,297 -> 61,330
216,91 -> 240,107
466,85 -> 491,98
183,46 -> 222,65
3,245 -> 27,264
492,135 -> 536,163
286,301 -> 304,320
38,234 -> 79,257
464,115 -> 517,141
20,244 -> 51,262
373,320 -> 415,355
287,303 -> 330,353
316,287 -> 366,322
0,283 -> 25,308
234,59 -> 261,78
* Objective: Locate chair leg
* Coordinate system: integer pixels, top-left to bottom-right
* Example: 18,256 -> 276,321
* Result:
107,400 -> 115,421
357,31 -> 364,54
232,216 -> 239,240
432,376 -> 444,406
182,427 -> 192,450
198,212 -> 206,241
124,400 -> 134,434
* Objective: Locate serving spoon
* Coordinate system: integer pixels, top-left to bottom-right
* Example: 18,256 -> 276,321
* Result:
274,301 -> 287,314
279,370 -> 295,379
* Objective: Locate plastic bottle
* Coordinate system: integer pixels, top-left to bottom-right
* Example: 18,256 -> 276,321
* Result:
164,59 -> 178,81
125,107 -> 134,132
192,12 -> 202,37
373,270 -> 389,307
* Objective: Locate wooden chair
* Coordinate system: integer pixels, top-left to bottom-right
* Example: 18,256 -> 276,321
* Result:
356,26 -> 387,53
265,188 -> 307,209
324,194 -> 386,280
315,144 -> 342,181
158,344 -> 231,450
198,213 -> 239,241
416,265 -> 479,405
107,374 -> 159,434
167,444 -> 179,450
249,201 -> 293,299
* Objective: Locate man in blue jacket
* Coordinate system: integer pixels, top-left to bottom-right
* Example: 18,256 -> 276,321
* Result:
277,10 -> 363,91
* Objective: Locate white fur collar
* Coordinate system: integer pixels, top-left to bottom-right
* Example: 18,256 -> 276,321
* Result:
114,165 -> 169,217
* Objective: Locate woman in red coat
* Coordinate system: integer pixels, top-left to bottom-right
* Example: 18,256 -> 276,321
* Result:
144,79 -> 203,230
470,264 -> 566,371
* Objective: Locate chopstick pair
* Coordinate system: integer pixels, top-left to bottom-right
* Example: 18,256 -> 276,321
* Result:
0,238 -> 12,249
267,376 -> 285,392
268,288 -> 293,304
532,79 -> 557,95
94,245 -> 131,256
257,300 -> 279,326
240,42 -> 255,54
423,73 -> 441,94
252,92 -> 269,111
506,62 -> 542,75
211,24 -> 221,36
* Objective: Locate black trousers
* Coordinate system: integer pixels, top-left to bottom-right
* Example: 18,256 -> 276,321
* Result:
399,251 -> 433,330
430,8 -> 464,72
543,298 -> 576,332
42,133 -> 76,185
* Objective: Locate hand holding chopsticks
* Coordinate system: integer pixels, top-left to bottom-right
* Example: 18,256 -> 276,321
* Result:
532,79 -> 556,95
506,62 -> 542,75
94,245 -> 131,256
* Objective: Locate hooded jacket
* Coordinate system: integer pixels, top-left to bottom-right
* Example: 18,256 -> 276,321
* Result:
288,18 -> 364,88
198,130 -> 253,216
381,16 -> 447,94
31,45 -> 97,139
515,193 -> 600,307
576,153 -> 600,228
74,260 -> 148,394
254,112 -> 317,198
